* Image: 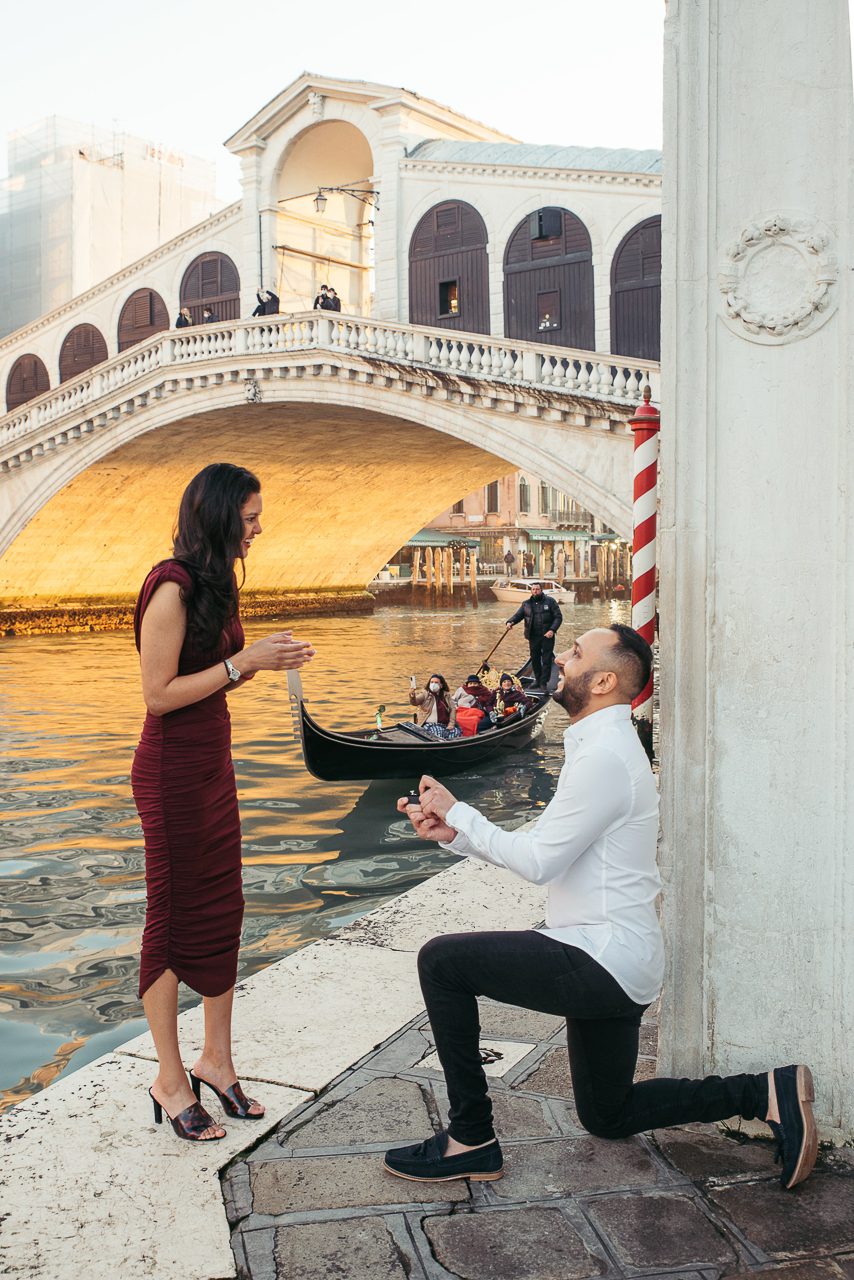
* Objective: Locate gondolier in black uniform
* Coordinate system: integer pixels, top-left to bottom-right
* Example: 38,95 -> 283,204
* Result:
505,582 -> 562,689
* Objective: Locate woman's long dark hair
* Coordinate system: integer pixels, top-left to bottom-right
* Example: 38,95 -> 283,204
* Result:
172,463 -> 260,651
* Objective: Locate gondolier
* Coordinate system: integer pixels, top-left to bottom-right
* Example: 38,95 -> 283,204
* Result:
505,581 -> 562,689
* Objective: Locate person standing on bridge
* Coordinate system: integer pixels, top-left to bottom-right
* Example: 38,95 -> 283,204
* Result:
131,463 -> 315,1142
505,581 -> 562,689
384,625 -> 817,1193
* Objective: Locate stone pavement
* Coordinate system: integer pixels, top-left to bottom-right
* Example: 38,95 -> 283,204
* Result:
225,999 -> 854,1280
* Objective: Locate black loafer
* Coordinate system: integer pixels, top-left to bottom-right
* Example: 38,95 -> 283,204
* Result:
384,1130 -> 503,1182
768,1064 -> 818,1189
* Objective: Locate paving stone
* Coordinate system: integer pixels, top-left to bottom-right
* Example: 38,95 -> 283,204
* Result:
272,1217 -> 411,1279
513,1047 -> 573,1098
586,1191 -> 737,1269
654,1123 -> 777,1181
721,1263 -> 848,1279
286,1078 -> 432,1147
367,1027 -> 432,1074
836,1256 -> 854,1279
420,1039 -> 535,1080
492,1136 -> 658,1200
250,1153 -> 469,1213
478,1001 -> 565,1042
639,1023 -> 658,1055
709,1172 -> 854,1257
490,1091 -> 557,1139
634,1056 -> 657,1081
423,1206 -> 604,1280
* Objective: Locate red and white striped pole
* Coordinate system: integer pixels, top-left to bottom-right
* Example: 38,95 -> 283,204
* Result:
629,385 -> 661,762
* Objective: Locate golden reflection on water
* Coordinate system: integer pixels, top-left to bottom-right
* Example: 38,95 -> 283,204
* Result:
0,598 -> 630,1112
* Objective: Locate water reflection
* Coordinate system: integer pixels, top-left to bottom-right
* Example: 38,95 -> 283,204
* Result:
0,598 -> 629,1110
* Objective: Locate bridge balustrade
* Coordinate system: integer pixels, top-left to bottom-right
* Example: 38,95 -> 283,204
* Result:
1,312 -> 660,467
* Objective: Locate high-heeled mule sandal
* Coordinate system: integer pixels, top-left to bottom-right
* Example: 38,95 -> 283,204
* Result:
189,1071 -> 265,1120
148,1087 -> 226,1140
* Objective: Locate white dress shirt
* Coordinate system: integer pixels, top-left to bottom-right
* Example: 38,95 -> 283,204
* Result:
440,702 -> 663,1005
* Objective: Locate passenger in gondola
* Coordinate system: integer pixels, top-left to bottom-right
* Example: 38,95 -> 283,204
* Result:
409,673 -> 461,739
451,674 -> 496,736
495,672 -> 531,720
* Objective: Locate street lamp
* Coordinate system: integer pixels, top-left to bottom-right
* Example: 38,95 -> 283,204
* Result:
311,185 -> 380,215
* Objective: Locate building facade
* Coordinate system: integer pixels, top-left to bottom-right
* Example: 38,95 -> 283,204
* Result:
0,117 -> 219,340
425,472 -> 630,586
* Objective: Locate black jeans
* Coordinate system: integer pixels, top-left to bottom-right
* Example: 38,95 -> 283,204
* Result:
418,930 -> 768,1146
528,632 -> 555,685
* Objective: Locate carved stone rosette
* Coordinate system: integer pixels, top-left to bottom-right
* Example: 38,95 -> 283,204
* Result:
718,213 -> 838,344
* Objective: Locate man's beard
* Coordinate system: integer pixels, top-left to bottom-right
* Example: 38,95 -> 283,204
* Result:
553,669 -> 595,717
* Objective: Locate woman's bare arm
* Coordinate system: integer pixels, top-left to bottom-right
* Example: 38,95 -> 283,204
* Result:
139,583 -> 230,715
139,583 -> 315,716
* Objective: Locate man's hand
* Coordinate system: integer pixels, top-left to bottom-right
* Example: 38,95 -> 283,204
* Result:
396,796 -> 457,843
545,630 -> 555,639
505,622 -> 513,630
418,775 -> 458,822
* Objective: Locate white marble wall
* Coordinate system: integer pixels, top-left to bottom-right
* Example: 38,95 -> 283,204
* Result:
659,0 -> 854,1137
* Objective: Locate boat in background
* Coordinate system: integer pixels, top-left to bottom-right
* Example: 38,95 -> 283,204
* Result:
490,577 -> 576,605
287,669 -> 549,782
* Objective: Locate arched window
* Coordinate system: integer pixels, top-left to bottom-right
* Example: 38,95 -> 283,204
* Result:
503,207 -> 594,348
409,201 -> 489,334
6,353 -> 50,411
179,252 -> 240,324
519,477 -> 530,513
117,288 -> 170,352
610,216 -> 661,360
58,324 -> 109,383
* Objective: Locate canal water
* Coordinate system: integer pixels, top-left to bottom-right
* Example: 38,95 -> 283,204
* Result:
0,597 -> 630,1112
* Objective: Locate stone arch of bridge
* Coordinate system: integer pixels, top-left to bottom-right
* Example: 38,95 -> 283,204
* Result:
0,389 -> 630,607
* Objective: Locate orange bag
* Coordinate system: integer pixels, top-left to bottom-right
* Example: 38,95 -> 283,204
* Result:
455,706 -> 484,737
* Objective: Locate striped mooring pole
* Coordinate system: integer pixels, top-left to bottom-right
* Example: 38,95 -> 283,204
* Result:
629,385 -> 661,762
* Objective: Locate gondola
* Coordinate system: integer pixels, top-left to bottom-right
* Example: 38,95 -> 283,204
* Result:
287,669 -> 550,782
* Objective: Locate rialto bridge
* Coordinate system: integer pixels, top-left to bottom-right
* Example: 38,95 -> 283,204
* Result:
0,312 -> 658,610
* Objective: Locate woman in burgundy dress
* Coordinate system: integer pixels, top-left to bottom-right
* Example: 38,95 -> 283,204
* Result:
132,463 -> 315,1141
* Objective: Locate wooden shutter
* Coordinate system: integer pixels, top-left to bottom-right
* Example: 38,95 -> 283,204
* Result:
179,252 -> 241,323
58,324 -> 108,382
6,354 -> 50,411
117,288 -> 169,352
610,217 -> 661,360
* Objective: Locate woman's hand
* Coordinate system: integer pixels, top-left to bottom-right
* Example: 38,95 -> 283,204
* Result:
238,632 -> 315,674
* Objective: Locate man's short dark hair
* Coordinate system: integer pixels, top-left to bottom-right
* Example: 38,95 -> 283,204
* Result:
608,623 -> 652,699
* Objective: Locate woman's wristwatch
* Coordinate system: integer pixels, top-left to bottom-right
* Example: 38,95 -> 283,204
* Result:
224,658 -> 241,683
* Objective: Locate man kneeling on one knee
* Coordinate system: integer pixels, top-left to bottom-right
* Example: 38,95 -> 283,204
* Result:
383,623 -> 817,1191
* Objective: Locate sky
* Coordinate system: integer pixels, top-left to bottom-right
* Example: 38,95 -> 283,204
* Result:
0,0 -> 668,200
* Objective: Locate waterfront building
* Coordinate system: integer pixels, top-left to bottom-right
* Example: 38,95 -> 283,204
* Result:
425,472 -> 629,584
0,117 -> 219,341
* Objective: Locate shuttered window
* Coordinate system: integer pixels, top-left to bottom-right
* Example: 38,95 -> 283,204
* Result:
179,252 -> 241,323
117,288 -> 169,352
486,481 -> 500,514
58,324 -> 109,383
6,354 -> 50,411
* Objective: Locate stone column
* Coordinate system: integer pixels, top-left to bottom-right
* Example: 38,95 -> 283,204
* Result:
660,0 -> 854,1137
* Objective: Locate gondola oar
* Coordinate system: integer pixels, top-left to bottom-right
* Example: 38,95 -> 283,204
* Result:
477,626 -> 511,676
